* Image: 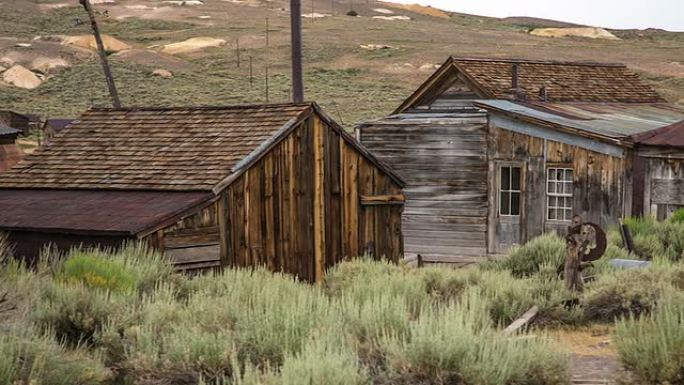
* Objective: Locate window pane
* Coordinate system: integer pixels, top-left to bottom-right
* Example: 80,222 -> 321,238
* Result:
564,209 -> 573,221
511,192 -> 520,215
563,182 -> 573,195
548,196 -> 556,207
548,208 -> 556,220
564,169 -> 573,181
500,191 -> 510,215
501,167 -> 510,190
564,196 -> 573,209
511,167 -> 521,190
548,181 -> 556,193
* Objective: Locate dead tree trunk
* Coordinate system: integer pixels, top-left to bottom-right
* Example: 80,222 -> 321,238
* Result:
80,0 -> 121,108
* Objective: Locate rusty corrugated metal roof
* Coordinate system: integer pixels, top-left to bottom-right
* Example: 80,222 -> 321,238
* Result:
0,189 -> 213,235
0,123 -> 19,137
475,100 -> 684,140
631,120 -> 684,148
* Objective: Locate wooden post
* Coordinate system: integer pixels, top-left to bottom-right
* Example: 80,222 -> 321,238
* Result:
564,215 -> 584,292
79,0 -> 121,108
313,116 -> 326,282
248,56 -> 253,90
290,0 -> 304,103
236,37 -> 240,68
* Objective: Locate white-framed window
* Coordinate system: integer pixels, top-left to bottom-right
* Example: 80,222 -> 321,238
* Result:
547,168 -> 573,221
499,166 -> 521,216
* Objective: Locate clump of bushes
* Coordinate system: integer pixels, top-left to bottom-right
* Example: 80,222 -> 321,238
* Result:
0,328 -> 110,385
616,297 -> 684,384
621,215 -> 684,260
481,233 -> 566,277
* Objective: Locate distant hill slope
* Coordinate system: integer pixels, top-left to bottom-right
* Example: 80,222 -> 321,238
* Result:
0,0 -> 682,127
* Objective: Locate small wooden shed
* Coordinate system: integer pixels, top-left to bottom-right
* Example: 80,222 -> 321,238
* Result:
0,103 -> 405,281
631,120 -> 684,219
0,110 -> 31,136
0,124 -> 21,172
358,57 -> 684,262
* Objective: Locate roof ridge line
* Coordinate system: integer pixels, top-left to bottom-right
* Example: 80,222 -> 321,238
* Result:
86,102 -> 314,112
449,56 -> 627,68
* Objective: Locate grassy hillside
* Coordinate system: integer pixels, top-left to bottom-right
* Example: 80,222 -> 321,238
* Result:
0,0 -> 683,127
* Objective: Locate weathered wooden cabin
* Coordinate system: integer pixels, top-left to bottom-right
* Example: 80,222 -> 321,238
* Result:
631,120 -> 684,219
0,103 -> 405,281
0,124 -> 21,172
358,57 -> 684,262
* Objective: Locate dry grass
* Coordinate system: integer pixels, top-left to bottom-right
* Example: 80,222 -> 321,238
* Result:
548,325 -> 617,357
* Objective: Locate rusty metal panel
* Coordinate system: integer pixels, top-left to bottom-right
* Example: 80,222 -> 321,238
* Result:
0,189 -> 212,234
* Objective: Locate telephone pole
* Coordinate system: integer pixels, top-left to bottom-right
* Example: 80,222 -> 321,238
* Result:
290,0 -> 304,103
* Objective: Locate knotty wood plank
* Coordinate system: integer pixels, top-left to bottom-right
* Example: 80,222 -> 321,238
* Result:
313,116 -> 326,282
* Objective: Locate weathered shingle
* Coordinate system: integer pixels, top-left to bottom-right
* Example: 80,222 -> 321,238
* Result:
453,57 -> 665,103
0,103 -> 312,191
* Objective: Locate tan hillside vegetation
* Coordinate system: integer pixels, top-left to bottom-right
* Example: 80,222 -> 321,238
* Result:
0,0 -> 681,125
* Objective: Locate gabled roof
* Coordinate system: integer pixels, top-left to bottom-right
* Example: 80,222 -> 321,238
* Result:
631,120 -> 684,148
475,100 -> 684,145
395,57 -> 666,113
0,102 -> 404,192
0,189 -> 213,236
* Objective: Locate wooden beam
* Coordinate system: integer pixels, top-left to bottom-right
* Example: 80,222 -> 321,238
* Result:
313,116 -> 326,282
359,194 -> 405,206
503,306 -> 539,335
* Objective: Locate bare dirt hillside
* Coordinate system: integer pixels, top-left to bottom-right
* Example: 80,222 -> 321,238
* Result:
1,0 -> 683,126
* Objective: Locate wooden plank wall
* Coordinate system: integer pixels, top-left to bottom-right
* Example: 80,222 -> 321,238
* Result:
144,202 -> 221,271
359,114 -> 489,261
492,127 -> 628,240
220,114 -> 403,282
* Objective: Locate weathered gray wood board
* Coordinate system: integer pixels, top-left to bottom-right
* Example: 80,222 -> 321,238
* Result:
359,114 -> 489,261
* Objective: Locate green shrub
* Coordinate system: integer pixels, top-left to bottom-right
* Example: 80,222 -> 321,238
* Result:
482,233 -> 565,277
33,282 -> 118,346
277,332 -> 370,385
380,292 -> 569,385
0,328 -> 109,385
582,267 -> 670,322
60,253 -> 137,293
616,300 -> 684,384
670,208 -> 684,223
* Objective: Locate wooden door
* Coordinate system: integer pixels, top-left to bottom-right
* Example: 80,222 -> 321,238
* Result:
494,163 -> 524,253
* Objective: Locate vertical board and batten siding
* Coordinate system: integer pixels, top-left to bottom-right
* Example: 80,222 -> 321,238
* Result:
359,113 -> 489,261
641,157 -> 684,220
218,114 -> 403,282
491,126 -> 629,242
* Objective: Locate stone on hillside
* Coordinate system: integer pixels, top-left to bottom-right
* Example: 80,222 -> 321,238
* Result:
152,68 -> 173,78
163,0 -> 204,5
372,8 -> 394,14
0,57 -> 15,67
3,65 -> 42,89
530,27 -> 620,40
30,57 -> 70,75
360,44 -> 394,50
419,63 -> 439,71
14,43 -> 32,48
0,65 -> 6,73
302,13 -> 330,18
372,15 -> 411,21
161,37 -> 226,55
62,35 -> 132,54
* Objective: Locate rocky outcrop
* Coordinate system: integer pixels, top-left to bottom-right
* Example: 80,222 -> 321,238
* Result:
160,37 -> 226,55
530,27 -> 620,40
2,65 -> 42,89
62,35 -> 132,54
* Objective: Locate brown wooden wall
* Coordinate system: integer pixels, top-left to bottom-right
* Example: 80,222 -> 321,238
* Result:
358,113 -> 489,262
490,126 -> 629,246
215,114 -> 403,282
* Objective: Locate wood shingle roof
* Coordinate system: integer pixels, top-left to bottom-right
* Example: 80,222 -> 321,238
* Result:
0,103 -> 312,191
452,57 -> 665,103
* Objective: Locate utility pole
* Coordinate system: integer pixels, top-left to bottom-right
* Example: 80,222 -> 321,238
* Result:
79,0 -> 121,108
236,37 -> 240,67
290,0 -> 304,103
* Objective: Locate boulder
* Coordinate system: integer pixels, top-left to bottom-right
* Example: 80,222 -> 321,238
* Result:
372,15 -> 411,21
3,65 -> 42,89
152,68 -> 173,78
62,35 -> 132,53
0,65 -> 6,74
0,57 -> 15,67
161,37 -> 226,55
360,44 -> 394,50
30,57 -> 69,75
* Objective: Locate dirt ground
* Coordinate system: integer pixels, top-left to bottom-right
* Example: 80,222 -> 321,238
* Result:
549,326 -> 626,384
